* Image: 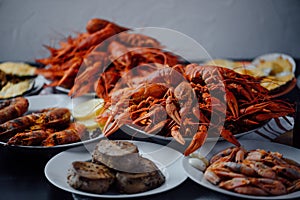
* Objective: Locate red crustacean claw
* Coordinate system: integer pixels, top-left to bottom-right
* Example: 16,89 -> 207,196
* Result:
165,96 -> 181,125
102,110 -> 132,137
170,125 -> 185,145
184,125 -> 208,156
220,128 -> 241,147
225,90 -> 239,118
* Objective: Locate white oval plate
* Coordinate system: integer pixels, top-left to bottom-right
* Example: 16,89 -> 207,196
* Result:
27,94 -> 74,111
0,94 -> 103,150
182,139 -> 300,199
122,122 -> 266,148
25,75 -> 46,96
55,86 -> 97,97
45,140 -> 187,198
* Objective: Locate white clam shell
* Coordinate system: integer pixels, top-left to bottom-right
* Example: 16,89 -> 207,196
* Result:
188,158 -> 207,171
189,153 -> 209,166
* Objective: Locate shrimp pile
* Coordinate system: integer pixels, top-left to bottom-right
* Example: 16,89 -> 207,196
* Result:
204,146 -> 300,196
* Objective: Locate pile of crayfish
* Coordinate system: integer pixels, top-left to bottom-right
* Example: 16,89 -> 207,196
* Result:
0,97 -> 87,146
35,18 -> 295,155
204,146 -> 300,195
96,64 -> 295,155
35,18 -> 181,99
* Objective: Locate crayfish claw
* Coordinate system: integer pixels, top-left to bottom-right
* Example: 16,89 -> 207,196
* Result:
184,125 -> 208,156
170,126 -> 185,145
166,96 -> 181,125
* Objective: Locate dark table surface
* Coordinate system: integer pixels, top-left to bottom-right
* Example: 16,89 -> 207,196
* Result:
1,59 -> 300,200
0,135 -> 238,200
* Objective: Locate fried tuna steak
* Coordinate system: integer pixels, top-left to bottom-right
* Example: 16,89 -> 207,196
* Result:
92,140 -> 140,172
67,161 -> 115,194
116,156 -> 165,194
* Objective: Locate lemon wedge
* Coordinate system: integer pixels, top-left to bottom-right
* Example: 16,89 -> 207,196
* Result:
76,117 -> 100,130
73,98 -> 104,120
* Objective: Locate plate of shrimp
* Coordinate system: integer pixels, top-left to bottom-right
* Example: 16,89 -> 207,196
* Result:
182,140 -> 300,199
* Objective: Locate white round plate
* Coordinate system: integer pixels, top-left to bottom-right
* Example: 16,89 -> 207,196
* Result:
45,140 -> 187,198
0,94 -> 103,150
27,94 -> 73,111
182,139 -> 300,199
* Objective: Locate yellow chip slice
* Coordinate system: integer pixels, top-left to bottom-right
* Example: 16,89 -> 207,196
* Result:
0,62 -> 36,76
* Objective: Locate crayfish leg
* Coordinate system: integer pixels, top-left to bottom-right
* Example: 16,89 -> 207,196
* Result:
287,179 -> 300,193
209,146 -> 235,164
220,129 -> 240,147
102,115 -> 116,136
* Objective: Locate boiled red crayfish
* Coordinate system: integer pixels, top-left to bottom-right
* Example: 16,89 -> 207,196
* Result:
35,18 -> 181,99
97,64 -> 294,156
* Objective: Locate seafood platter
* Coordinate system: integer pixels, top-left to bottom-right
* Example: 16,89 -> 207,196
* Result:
1,18 -> 299,198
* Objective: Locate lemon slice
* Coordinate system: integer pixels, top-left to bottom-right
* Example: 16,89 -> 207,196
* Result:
76,117 -> 100,130
73,98 -> 104,120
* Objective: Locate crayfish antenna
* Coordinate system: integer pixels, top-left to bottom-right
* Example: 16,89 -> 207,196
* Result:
184,125 -> 208,156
